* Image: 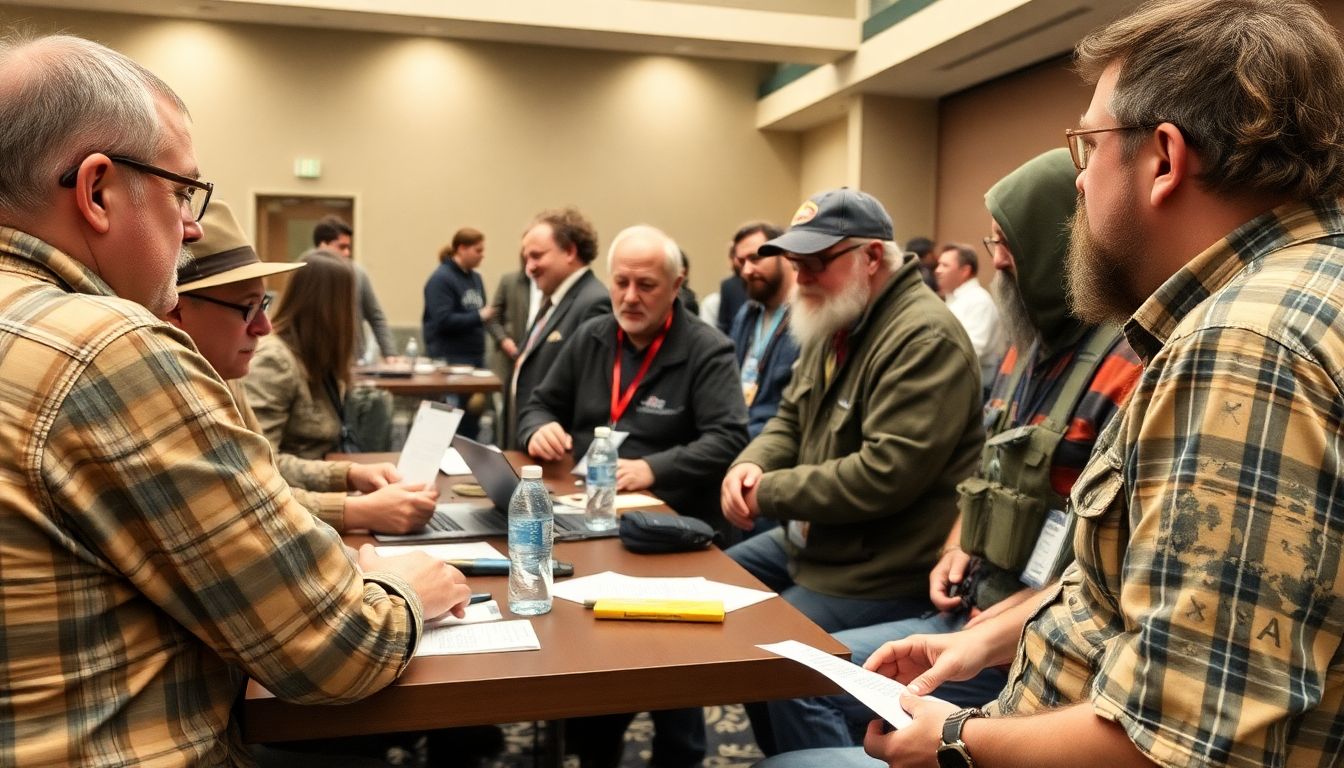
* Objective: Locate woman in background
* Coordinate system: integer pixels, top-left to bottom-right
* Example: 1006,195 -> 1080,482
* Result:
244,251 -> 356,460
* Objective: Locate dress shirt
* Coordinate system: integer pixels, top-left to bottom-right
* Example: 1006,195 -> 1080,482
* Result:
944,278 -> 1005,382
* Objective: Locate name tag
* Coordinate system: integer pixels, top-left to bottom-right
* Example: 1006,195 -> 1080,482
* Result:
786,520 -> 809,548
1019,509 -> 1071,589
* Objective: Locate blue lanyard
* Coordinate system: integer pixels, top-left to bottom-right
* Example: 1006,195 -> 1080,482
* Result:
752,305 -> 787,361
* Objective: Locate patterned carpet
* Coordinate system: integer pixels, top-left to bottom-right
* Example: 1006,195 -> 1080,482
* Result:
488,705 -> 763,768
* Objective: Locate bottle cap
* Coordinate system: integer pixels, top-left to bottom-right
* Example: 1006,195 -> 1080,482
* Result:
594,426 -> 611,439
521,465 -> 543,480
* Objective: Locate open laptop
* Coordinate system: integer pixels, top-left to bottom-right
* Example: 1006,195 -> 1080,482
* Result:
373,435 -> 608,542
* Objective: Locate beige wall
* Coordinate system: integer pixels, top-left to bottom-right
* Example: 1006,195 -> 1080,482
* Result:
797,114 -> 851,204
856,94 -> 938,245
933,56 -> 1089,276
0,5 -> 802,324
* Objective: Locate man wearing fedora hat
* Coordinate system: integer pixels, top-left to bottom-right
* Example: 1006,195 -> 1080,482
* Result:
169,202 -> 439,534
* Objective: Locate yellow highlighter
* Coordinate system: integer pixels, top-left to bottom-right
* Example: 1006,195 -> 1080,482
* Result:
586,598 -> 726,623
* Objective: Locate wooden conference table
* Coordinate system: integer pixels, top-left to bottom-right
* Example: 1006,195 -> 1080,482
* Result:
241,453 -> 847,743
354,365 -> 502,398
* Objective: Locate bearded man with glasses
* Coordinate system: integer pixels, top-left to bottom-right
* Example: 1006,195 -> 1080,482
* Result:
719,187 -> 984,756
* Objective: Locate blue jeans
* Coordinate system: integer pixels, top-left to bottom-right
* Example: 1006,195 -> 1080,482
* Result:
726,529 -> 933,755
755,747 -> 883,768
766,612 -> 1009,753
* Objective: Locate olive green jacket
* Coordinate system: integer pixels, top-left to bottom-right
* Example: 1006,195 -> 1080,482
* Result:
736,255 -> 984,599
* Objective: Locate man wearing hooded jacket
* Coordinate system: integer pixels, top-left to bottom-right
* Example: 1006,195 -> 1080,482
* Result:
756,149 -> 1143,761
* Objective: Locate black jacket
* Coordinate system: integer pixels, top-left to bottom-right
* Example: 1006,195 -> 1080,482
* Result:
502,268 -> 610,449
518,299 -> 748,527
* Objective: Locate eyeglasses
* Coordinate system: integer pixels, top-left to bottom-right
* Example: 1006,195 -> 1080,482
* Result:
184,292 -> 272,323
59,154 -> 214,221
981,236 -> 1005,260
783,242 -> 866,274
1064,125 -> 1163,171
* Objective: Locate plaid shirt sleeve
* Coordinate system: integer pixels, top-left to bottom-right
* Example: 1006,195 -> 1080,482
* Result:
1082,324 -> 1344,768
45,323 -> 422,705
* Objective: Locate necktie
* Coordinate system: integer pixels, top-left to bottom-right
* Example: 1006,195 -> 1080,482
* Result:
522,296 -> 553,354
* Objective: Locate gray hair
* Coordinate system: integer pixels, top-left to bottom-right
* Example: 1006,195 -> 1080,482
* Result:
607,224 -> 682,280
0,33 -> 188,216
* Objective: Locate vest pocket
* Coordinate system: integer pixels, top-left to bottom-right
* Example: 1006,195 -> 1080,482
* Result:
958,476 -> 1047,571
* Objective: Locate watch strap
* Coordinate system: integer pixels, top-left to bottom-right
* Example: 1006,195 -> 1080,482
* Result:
942,706 -> 987,746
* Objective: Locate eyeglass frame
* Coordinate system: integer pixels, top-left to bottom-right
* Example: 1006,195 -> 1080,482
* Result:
1064,124 -> 1161,171
58,153 -> 214,222
183,292 -> 272,323
782,241 -> 867,274
981,236 -> 1006,261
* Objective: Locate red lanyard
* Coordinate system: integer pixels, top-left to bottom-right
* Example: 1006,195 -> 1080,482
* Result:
610,310 -> 674,425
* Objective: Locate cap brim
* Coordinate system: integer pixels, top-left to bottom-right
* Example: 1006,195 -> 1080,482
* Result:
178,260 -> 304,293
757,229 -> 846,256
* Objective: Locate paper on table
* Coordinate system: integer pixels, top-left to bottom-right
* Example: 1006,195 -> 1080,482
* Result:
416,619 -> 540,656
551,571 -> 775,612
758,640 -> 946,729
571,430 -> 630,475
374,541 -> 503,560
439,448 -> 472,476
428,600 -> 505,627
555,492 -> 663,510
397,401 -> 463,487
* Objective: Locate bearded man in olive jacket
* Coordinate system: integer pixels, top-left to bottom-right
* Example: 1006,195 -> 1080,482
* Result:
721,189 -> 983,630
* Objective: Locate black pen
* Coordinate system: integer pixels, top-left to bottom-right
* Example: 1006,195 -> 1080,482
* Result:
468,592 -> 492,605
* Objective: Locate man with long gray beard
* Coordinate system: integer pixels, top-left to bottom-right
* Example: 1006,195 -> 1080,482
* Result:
719,188 -> 983,753
752,149 -> 1143,763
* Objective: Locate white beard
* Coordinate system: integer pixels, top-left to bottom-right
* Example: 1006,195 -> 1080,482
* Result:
789,258 -> 870,347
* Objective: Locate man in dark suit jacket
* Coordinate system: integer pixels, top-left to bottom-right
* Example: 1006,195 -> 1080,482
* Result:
503,206 -> 611,449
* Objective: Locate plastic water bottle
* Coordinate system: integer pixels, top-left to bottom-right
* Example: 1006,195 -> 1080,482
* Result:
403,336 -> 420,366
584,427 -> 618,531
508,465 -> 554,615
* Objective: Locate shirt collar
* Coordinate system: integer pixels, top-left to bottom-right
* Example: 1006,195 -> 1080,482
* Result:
0,226 -> 117,298
547,265 -> 591,305
1124,198 -> 1344,362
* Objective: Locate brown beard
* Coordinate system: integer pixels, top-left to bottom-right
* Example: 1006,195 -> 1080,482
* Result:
1065,198 -> 1145,325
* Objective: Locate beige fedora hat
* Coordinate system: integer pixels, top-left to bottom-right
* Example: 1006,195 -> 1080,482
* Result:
178,201 -> 303,292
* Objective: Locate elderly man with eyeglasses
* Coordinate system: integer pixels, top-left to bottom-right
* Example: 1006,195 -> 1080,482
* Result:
0,34 -> 469,765
718,188 -> 984,755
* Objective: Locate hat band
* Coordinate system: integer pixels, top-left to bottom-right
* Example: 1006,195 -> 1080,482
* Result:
176,245 -> 259,286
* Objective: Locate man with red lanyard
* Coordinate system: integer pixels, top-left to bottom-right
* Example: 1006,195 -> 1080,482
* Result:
519,223 -> 749,535
519,224 -> 748,768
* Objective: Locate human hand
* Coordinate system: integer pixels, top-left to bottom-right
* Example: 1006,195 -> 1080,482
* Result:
479,306 -> 496,322
526,422 -> 572,462
865,628 -> 994,697
357,544 -> 471,620
720,462 -> 763,530
615,458 -> 654,491
928,546 -> 974,611
862,693 -> 958,768
347,482 -> 439,534
347,462 -> 401,493
501,338 -> 519,358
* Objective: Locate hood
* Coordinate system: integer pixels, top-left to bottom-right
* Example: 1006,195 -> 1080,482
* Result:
984,148 -> 1084,352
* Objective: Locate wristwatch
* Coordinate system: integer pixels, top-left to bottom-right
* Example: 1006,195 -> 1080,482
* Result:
936,707 -> 987,768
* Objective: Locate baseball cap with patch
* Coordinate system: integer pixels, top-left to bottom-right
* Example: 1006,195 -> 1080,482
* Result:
758,188 -> 895,256
177,201 -> 303,292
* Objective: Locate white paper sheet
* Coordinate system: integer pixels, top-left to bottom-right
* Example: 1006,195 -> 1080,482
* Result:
396,402 -> 463,487
439,448 -> 472,476
757,640 -> 947,729
416,620 -> 540,656
427,600 -> 505,627
373,542 -> 504,560
551,571 -> 776,612
554,492 -> 662,510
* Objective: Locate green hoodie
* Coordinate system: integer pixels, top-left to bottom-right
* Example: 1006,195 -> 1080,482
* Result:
984,148 -> 1085,354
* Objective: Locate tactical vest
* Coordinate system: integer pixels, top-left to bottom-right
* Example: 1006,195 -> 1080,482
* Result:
956,325 -> 1120,607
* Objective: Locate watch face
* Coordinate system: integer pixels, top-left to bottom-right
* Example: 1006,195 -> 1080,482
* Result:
937,743 -> 972,768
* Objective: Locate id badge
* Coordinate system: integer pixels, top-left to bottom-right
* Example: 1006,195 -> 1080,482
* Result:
742,381 -> 758,406
1019,509 -> 1073,589
786,520 -> 809,548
